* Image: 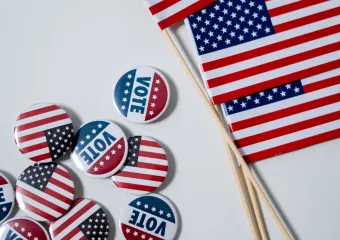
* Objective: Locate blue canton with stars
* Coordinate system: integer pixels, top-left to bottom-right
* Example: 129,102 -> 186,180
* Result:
223,80 -> 304,115
73,121 -> 110,154
187,0 -> 275,55
114,69 -> 137,117
130,195 -> 176,224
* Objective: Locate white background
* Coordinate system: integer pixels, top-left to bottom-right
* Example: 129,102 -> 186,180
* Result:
1,1 -> 340,239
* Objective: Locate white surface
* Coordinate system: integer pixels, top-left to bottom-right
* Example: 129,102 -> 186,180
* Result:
1,1 -> 340,240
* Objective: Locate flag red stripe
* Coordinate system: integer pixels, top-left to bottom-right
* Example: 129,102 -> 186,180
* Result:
17,131 -> 45,144
141,139 -> 161,148
231,93 -> 340,132
114,171 -> 166,182
211,60 -> 340,104
79,236 -> 88,240
274,7 -> 340,33
137,162 -> 169,171
19,142 -> 48,154
235,111 -> 340,148
54,167 -> 73,181
158,0 -> 215,30
21,201 -> 55,221
60,227 -> 81,240
16,186 -> 66,214
45,187 -> 73,205
304,76 -> 340,93
207,42 -> 340,88
16,113 -> 69,132
268,0 -> 328,17
202,25 -> 340,72
114,181 -> 157,192
139,151 -> 167,160
30,153 -> 51,162
49,177 -> 74,194
52,200 -> 96,237
18,105 -> 60,120
149,0 -> 181,15
121,223 -> 163,240
245,128 -> 340,163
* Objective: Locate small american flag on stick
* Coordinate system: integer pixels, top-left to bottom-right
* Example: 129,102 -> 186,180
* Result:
186,0 -> 340,104
143,0 -> 216,30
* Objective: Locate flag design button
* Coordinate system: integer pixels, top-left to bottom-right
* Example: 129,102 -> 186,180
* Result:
113,66 -> 170,123
16,163 -> 75,222
120,194 -> 178,240
0,217 -> 50,240
112,136 -> 168,195
71,120 -> 128,178
14,103 -> 74,163
49,198 -> 110,240
0,173 -> 14,225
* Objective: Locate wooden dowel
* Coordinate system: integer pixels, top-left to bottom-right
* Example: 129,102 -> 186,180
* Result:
163,30 -> 292,240
244,170 -> 269,240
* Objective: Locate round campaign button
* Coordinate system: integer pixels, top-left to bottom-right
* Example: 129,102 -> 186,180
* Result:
16,162 -> 75,222
0,173 -> 15,225
113,66 -> 170,123
112,136 -> 168,195
71,120 -> 128,178
14,103 -> 74,163
49,198 -> 110,240
0,217 -> 50,240
120,194 -> 178,240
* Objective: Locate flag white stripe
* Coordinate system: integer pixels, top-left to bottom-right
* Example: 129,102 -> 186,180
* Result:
70,231 -> 85,240
266,0 -> 300,10
17,136 -> 46,148
138,156 -> 168,166
270,1 -> 340,25
16,193 -> 61,219
301,68 -> 340,85
17,181 -> 69,209
23,147 -> 50,158
226,85 -> 340,123
139,145 -> 166,154
54,204 -> 99,240
46,182 -> 74,200
205,33 -> 339,78
199,16 -> 339,64
232,102 -> 340,140
16,119 -> 72,137
122,166 -> 167,177
144,0 -> 163,7
113,176 -> 162,187
20,103 -> 51,113
52,172 -> 74,187
16,109 -> 66,127
52,199 -> 90,229
240,120 -> 340,155
209,51 -> 339,96
154,0 -> 200,22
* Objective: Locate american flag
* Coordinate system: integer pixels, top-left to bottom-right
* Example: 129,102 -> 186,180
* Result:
0,218 -> 50,240
112,136 -> 168,195
50,198 -> 110,240
0,173 -> 14,225
143,0 -> 216,30
14,103 -> 74,162
16,163 -> 75,222
222,69 -> 340,163
186,0 -> 340,104
72,121 -> 127,177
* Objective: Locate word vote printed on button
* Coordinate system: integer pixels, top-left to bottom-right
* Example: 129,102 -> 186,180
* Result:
114,66 -> 170,123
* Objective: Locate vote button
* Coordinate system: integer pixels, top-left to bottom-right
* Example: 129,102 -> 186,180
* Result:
0,173 -> 14,225
113,66 -> 170,123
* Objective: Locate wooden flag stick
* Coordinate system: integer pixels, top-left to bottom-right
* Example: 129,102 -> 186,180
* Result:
163,30 -> 292,240
165,27 -> 267,240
